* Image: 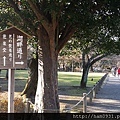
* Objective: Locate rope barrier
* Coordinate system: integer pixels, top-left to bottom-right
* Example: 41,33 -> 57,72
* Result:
25,73 -> 108,113
64,97 -> 84,113
65,73 -> 108,113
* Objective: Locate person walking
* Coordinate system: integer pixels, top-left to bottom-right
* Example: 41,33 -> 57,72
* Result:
117,67 -> 120,79
114,67 -> 117,76
111,67 -> 117,76
111,67 -> 115,76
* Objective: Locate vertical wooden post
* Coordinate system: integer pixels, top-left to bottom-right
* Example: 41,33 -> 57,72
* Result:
98,81 -> 101,90
93,87 -> 96,98
89,92 -> 92,103
83,93 -> 87,113
95,82 -> 99,94
8,69 -> 15,113
25,98 -> 31,113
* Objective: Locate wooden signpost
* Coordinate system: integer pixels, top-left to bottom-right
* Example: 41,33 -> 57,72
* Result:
0,26 -> 30,113
0,27 -> 28,69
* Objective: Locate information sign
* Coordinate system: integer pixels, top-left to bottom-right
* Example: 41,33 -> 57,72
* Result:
0,26 -> 31,113
0,26 -> 28,69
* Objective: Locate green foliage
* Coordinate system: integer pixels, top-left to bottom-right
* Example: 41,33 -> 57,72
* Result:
59,39 -> 80,57
1,0 -> 119,47
0,0 -> 120,91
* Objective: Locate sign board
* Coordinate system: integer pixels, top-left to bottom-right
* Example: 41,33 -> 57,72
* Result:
0,26 -> 31,113
0,26 -> 29,69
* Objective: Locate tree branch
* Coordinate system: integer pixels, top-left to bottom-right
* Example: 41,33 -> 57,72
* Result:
57,26 -> 76,53
8,0 -> 36,36
90,54 -> 107,66
60,24 -> 72,40
8,0 -> 20,14
27,0 -> 50,32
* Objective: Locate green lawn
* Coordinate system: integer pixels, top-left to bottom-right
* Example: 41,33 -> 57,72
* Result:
15,70 -> 28,80
0,70 -> 106,111
0,70 -> 28,92
0,69 -> 28,80
0,70 -> 105,88
58,72 -> 106,87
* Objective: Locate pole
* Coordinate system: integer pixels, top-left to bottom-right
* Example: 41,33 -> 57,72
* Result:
83,93 -> 87,113
8,69 -> 15,113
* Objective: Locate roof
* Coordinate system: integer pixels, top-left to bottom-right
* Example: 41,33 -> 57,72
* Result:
0,26 -> 32,38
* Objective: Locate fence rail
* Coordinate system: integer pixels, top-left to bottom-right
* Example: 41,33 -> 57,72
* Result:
25,73 -> 108,113
64,73 -> 108,113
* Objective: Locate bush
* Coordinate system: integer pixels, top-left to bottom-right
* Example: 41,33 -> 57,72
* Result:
0,97 -> 25,113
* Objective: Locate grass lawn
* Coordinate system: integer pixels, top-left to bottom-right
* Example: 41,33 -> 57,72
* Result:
0,69 -> 28,80
0,70 -> 106,94
58,72 -> 106,112
0,69 -> 28,92
58,72 -> 106,87
0,70 -> 106,112
58,72 -> 106,97
15,69 -> 28,80
0,70 -> 105,91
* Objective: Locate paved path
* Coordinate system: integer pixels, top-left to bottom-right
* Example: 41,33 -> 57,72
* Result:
87,74 -> 120,113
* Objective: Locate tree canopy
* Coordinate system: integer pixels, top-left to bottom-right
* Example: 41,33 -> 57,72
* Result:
0,0 -> 120,112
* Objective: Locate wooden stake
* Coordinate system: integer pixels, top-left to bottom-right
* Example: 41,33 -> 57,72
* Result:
83,93 -> 87,113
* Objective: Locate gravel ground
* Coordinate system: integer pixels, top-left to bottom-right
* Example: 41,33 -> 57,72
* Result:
87,74 -> 120,113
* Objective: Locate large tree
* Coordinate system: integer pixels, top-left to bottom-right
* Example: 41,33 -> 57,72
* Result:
60,22 -> 120,88
60,20 -> 120,88
59,32 -> 120,88
1,0 -> 119,112
79,31 -> 120,88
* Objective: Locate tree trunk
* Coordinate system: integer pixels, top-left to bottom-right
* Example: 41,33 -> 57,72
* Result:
80,65 -> 90,88
21,58 -> 38,100
36,27 -> 59,113
90,65 -> 94,72
62,60 -> 65,71
21,27 -> 60,113
72,60 -> 74,72
80,54 -> 106,88
80,53 -> 90,88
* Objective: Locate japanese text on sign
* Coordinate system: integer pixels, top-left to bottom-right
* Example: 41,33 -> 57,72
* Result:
0,27 -> 28,69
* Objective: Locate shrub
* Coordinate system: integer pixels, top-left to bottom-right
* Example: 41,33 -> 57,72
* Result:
0,97 -> 25,113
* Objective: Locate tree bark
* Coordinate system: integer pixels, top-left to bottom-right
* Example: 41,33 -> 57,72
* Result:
21,58 -> 38,100
36,27 -> 59,113
80,64 -> 90,88
80,53 -> 107,88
